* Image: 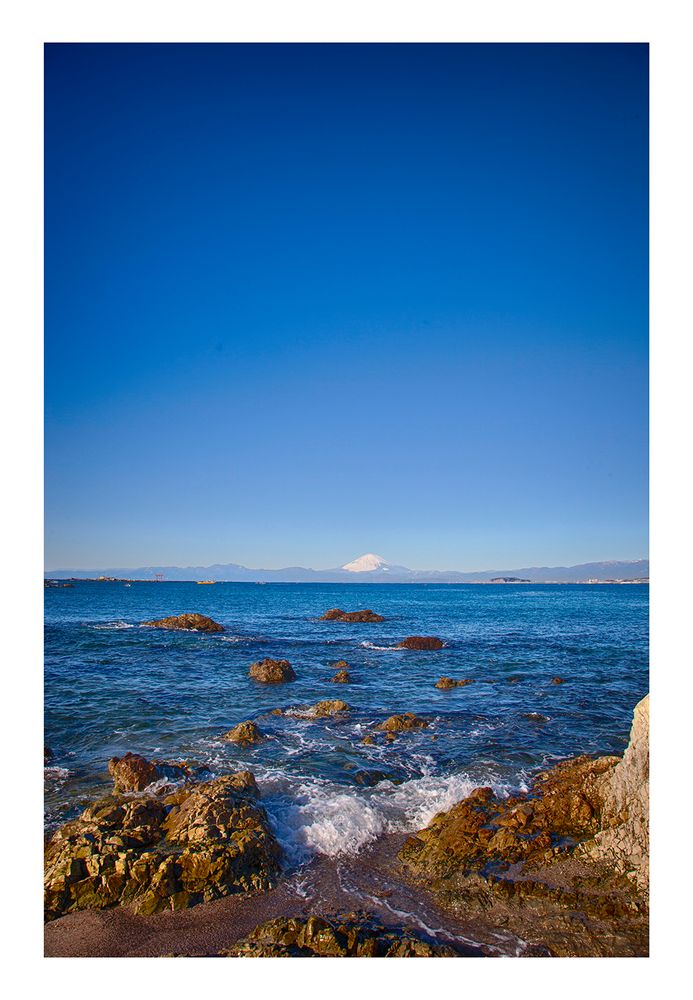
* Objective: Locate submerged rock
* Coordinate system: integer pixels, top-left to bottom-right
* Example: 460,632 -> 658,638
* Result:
353,769 -> 402,787
44,768 -> 281,921
396,636 -> 444,650
551,676 -> 565,684
399,695 -> 649,956
435,677 -> 474,690
222,721 -> 263,745
221,914 -> 461,957
523,712 -> 549,723
248,658 -> 296,684
320,608 -> 385,623
141,613 -> 224,633
44,746 -> 54,764
376,712 -> 429,732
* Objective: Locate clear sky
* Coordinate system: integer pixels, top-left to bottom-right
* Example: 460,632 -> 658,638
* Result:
45,43 -> 648,571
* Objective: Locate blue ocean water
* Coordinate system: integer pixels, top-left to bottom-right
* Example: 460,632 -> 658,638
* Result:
44,582 -> 648,863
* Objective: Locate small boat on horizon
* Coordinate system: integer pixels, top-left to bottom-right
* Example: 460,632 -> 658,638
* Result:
196,580 -> 216,585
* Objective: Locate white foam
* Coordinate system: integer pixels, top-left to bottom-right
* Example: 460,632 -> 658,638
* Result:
359,641 -> 401,651
91,621 -> 135,630
219,635 -> 264,644
44,766 -> 70,781
261,770 -> 521,867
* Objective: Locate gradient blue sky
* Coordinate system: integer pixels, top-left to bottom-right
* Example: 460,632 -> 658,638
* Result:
45,43 -> 648,571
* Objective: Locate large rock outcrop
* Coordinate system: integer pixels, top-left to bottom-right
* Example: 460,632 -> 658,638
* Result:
398,695 -> 649,956
578,695 -> 649,891
44,767 -> 281,921
141,613 -> 224,633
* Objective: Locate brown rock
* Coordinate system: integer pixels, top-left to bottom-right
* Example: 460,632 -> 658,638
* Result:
140,613 -> 224,633
248,658 -> 296,683
108,753 -> 163,793
396,636 -> 444,650
398,696 -> 650,957
361,735 -> 375,745
330,669 -> 351,683
309,700 -> 350,717
44,770 -> 280,921
435,677 -> 474,690
377,712 -> 429,732
320,608 -> 385,623
222,721 -> 263,744
221,914 -> 462,957
551,676 -> 565,684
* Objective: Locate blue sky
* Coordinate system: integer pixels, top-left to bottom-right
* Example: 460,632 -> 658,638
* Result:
45,43 -> 648,571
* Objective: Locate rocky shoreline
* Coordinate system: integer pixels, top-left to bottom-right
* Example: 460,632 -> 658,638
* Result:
44,681 -> 649,956
45,610 -> 648,957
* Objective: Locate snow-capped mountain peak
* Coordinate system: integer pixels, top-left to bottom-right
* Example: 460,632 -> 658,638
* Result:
341,553 -> 390,573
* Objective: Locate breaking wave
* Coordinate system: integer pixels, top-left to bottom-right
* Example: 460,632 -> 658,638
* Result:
260,771 -> 523,867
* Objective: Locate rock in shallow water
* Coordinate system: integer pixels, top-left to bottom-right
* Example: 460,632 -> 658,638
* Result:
140,613 -> 224,633
44,767 -> 281,921
222,721 -> 263,744
396,636 -> 445,650
435,677 -> 474,690
248,658 -> 296,683
319,608 -> 385,623
377,712 -> 429,732
221,914 -> 462,957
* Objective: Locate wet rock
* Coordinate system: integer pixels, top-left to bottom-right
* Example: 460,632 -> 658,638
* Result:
310,700 -> 350,717
108,753 -> 164,793
435,677 -> 474,690
361,734 -> 375,745
44,746 -> 54,763
551,677 -> 565,684
221,914 -> 461,957
377,712 -> 429,732
222,721 -> 263,745
396,636 -> 444,650
399,695 -> 649,957
248,658 -> 296,683
140,613 -> 224,633
523,712 -> 549,723
44,769 -> 280,921
330,667 -> 351,683
320,608 -> 385,623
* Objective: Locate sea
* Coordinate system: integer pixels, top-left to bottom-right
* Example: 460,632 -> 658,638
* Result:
44,581 -> 648,869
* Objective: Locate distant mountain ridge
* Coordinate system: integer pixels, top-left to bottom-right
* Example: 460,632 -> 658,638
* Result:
45,554 -> 649,583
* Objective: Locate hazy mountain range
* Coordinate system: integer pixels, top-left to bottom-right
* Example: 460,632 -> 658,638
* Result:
45,552 -> 649,583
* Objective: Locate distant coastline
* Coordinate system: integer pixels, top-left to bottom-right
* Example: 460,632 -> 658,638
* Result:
44,552 -> 649,585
